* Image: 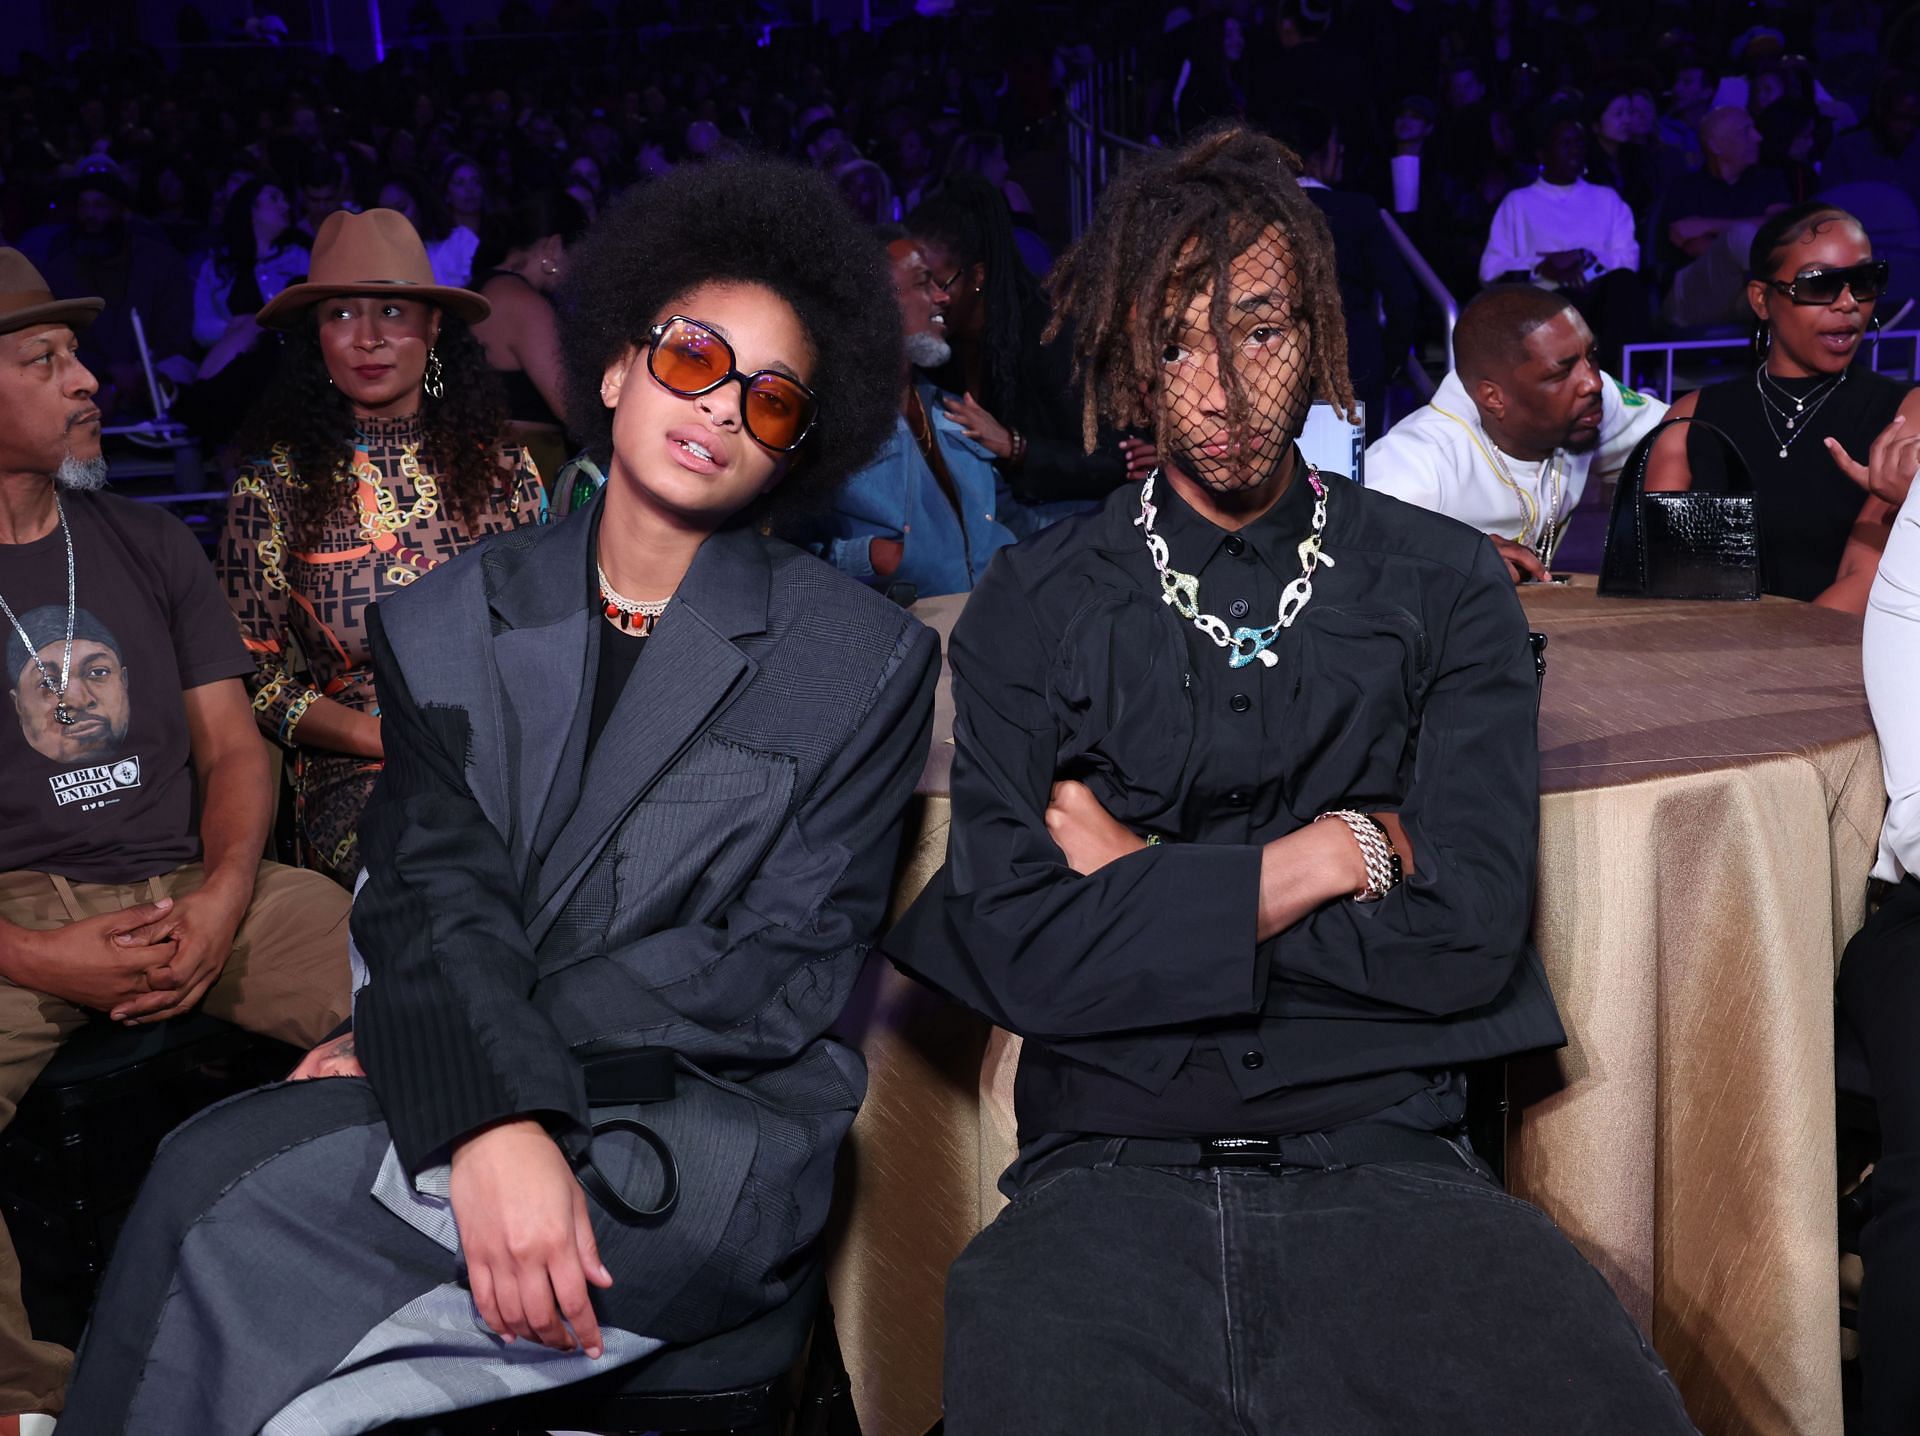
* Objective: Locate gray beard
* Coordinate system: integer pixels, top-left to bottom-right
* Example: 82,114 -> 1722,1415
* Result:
904,330 -> 952,369
56,455 -> 110,492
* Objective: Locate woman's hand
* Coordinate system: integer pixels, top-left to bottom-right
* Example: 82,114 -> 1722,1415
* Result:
1827,414 -> 1920,510
288,1031 -> 366,1081
1118,436 -> 1160,480
450,1119 -> 614,1357
941,392 -> 1014,459
1045,780 -> 1148,874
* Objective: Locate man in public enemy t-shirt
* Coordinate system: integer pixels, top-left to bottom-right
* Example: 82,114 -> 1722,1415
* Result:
0,248 -> 351,1419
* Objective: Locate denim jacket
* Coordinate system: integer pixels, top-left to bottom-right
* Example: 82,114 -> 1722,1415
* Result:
811,382 -> 1022,597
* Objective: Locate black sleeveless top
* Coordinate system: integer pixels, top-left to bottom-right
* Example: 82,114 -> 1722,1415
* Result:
1686,364 -> 1906,602
482,270 -> 563,429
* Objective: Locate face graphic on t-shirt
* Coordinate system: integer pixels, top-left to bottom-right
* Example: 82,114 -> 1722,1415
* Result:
10,626 -> 130,764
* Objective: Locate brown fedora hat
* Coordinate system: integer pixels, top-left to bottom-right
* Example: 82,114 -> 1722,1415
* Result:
0,248 -> 104,337
256,208 -> 490,329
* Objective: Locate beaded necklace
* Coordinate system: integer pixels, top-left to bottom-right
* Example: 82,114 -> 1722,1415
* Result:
1136,464 -> 1332,669
598,566 -> 670,634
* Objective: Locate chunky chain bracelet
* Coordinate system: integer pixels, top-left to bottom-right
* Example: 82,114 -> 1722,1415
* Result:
1314,810 -> 1402,903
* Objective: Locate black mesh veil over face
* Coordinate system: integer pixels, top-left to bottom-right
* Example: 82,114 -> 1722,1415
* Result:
1155,225 -> 1315,494
1041,126 -> 1355,493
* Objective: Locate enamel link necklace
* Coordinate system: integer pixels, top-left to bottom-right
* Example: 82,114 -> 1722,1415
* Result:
1136,465 -> 1332,669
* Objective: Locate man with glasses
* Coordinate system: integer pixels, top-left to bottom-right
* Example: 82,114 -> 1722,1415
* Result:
805,227 -> 1026,599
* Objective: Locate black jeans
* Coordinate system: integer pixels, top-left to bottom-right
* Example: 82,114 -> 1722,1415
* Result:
1837,875 -> 1920,1435
945,1146 -> 1697,1434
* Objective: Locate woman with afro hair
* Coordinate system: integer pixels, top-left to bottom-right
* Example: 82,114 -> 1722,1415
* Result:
217,207 -> 545,887
62,158 -> 938,1434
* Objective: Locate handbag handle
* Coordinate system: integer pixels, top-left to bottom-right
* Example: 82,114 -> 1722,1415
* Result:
1601,413 -> 1757,594
1619,413 -> 1756,500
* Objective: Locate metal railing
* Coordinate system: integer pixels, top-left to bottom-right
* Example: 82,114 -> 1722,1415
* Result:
1062,59 -> 1150,242
1624,315 -> 1920,402
1379,211 -> 1458,394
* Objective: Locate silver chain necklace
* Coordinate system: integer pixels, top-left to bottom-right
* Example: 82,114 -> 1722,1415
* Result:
0,497 -> 78,726
1754,362 -> 1848,459
1135,465 -> 1333,669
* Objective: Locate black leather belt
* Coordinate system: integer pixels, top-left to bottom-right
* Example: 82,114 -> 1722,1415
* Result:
1023,1123 -> 1478,1189
571,1040 -> 680,1225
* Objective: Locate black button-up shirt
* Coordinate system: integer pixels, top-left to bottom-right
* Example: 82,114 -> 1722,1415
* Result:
889,454 -> 1564,1145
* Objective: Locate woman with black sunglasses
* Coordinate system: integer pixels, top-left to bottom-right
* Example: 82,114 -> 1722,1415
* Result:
1646,202 -> 1919,612
61,158 -> 939,1433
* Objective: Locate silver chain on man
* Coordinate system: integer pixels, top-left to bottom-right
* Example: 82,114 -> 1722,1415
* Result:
0,497 -> 79,725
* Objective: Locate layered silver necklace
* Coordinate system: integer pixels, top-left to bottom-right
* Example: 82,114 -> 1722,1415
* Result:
1755,362 -> 1848,460
0,497 -> 79,726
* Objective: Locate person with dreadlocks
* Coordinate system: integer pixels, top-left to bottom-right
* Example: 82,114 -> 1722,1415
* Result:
887,125 -> 1696,1433
908,174 -> 1132,510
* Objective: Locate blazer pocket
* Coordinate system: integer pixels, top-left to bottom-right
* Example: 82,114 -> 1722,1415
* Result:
612,753 -> 795,930
643,768 -> 770,804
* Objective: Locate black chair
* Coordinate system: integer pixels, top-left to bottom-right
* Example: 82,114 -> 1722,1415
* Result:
416,1262 -> 857,1436
0,1013 -> 298,1346
1464,632 -> 1552,1191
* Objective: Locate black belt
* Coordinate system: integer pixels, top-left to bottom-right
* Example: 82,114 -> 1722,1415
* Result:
571,1041 -> 680,1225
1024,1122 -> 1479,1188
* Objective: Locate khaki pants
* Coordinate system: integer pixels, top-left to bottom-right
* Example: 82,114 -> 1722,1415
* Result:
0,861 -> 352,1414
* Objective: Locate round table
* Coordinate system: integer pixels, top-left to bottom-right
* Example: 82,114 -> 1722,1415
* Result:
827,578 -> 1881,1436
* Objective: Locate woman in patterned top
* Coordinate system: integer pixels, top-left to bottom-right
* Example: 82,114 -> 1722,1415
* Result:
218,208 -> 545,884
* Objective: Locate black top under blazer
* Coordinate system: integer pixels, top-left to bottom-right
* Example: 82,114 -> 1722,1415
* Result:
349,500 -> 939,1344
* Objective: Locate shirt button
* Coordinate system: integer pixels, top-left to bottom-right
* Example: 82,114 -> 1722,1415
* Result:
1229,598 -> 1250,618
1223,535 -> 1247,557
1225,790 -> 1248,806
1229,693 -> 1252,713
1241,1051 -> 1264,1070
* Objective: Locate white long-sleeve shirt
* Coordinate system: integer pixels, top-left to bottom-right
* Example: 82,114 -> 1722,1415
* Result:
1866,493 -> 1920,881
1363,367 -> 1667,551
1479,177 -> 1639,286
191,245 -> 311,348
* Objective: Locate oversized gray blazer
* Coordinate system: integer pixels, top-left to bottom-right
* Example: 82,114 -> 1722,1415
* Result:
348,500 -> 939,1344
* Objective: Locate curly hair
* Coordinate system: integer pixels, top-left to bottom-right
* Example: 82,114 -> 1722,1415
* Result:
556,156 -> 902,522
233,316 -> 512,549
1044,124 -> 1355,457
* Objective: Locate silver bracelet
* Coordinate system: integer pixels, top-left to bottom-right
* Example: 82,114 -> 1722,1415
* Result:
1314,810 -> 1400,902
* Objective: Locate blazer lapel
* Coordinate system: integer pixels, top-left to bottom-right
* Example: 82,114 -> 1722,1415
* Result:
483,506 -> 596,872
528,524 -> 772,932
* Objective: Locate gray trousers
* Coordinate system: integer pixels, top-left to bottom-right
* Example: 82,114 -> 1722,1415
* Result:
61,1080 -> 659,1436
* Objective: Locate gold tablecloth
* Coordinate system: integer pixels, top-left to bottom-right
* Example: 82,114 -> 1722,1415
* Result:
827,581 -> 1882,1436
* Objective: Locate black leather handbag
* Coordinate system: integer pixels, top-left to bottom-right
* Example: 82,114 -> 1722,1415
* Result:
1598,415 -> 1763,601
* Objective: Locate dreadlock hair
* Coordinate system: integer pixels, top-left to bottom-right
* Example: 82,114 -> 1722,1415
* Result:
1044,123 -> 1355,461
906,172 -> 1045,420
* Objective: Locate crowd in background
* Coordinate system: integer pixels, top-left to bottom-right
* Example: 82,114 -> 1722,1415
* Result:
7,0 -> 1920,454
